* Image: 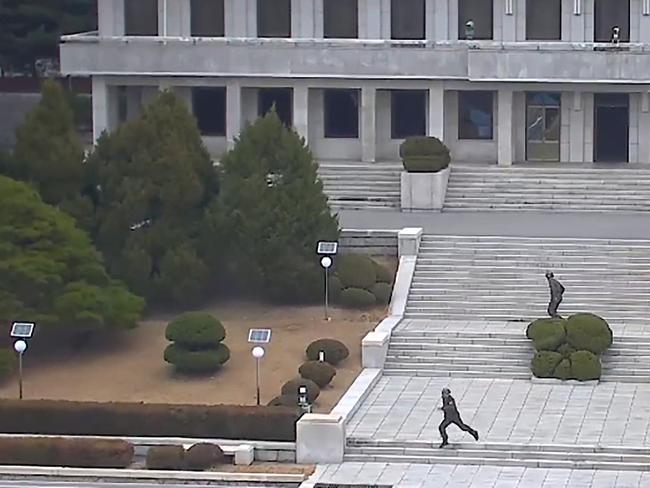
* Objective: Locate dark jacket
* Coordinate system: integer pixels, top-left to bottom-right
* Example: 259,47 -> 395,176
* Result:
441,395 -> 460,419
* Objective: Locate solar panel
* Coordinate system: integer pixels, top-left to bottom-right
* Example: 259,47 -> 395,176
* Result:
11,322 -> 35,338
248,329 -> 272,344
317,241 -> 338,255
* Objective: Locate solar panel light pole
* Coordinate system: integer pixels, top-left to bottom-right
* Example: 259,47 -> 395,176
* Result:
317,241 -> 338,322
251,346 -> 265,406
298,385 -> 312,413
10,322 -> 35,400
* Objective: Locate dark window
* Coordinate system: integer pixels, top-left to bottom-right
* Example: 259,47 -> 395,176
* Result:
192,87 -> 226,136
324,89 -> 359,138
391,90 -> 426,139
458,0 -> 493,40
594,0 -> 629,42
259,88 -> 293,127
257,0 -> 291,37
458,91 -> 493,140
191,0 -> 224,36
391,0 -> 425,40
526,0 -> 561,40
324,0 -> 358,38
124,0 -> 158,36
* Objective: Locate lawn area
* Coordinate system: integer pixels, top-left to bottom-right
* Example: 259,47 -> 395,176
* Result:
0,300 -> 385,412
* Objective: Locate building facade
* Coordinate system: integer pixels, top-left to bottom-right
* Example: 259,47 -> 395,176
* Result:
60,0 -> 650,165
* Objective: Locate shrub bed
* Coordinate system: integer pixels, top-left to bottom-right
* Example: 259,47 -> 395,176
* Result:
0,400 -> 302,441
399,136 -> 451,173
372,282 -> 392,305
185,443 -> 225,471
146,445 -> 185,470
306,339 -> 350,365
340,287 -> 376,308
0,437 -> 133,468
281,378 -> 320,404
336,254 -> 377,290
299,360 -> 336,387
565,313 -> 613,354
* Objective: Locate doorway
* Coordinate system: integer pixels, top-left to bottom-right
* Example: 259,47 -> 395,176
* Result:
526,92 -> 560,161
594,93 -> 629,163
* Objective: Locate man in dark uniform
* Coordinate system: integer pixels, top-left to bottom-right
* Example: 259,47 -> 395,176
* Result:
545,271 -> 565,318
438,388 -> 479,448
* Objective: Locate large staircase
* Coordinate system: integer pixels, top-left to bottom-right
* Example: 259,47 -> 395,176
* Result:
444,164 -> 650,212
317,161 -> 401,211
405,235 -> 650,326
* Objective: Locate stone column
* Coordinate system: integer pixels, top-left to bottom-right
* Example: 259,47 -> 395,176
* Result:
92,77 -> 110,143
428,83 -> 445,141
361,86 -> 377,163
359,0 -> 381,38
497,89 -> 514,166
226,82 -> 242,150
98,0 -> 124,36
293,84 -> 309,144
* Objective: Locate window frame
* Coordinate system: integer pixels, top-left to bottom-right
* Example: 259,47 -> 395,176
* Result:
391,90 -> 427,140
458,0 -> 493,40
526,0 -> 561,41
390,0 -> 426,40
257,0 -> 292,38
458,91 -> 494,141
190,0 -> 225,37
324,0 -> 359,39
191,87 -> 227,137
124,0 -> 159,36
324,89 -> 360,139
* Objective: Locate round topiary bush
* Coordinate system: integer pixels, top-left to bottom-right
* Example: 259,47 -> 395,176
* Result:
185,443 -> 225,471
299,360 -> 336,387
267,394 -> 298,407
281,377 -> 320,404
554,359 -> 572,380
306,339 -> 350,365
526,318 -> 567,351
371,282 -> 393,305
557,343 -> 576,358
0,349 -> 13,380
165,312 -> 226,346
336,254 -> 377,290
399,136 -> 451,173
146,445 -> 185,470
565,313 -> 613,354
164,343 -> 230,374
373,260 -> 394,284
570,350 -> 602,381
531,351 -> 563,378
340,287 -> 376,309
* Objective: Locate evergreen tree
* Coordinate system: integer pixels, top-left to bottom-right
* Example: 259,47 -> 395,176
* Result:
86,91 -> 218,307
213,110 -> 339,302
0,175 -> 144,333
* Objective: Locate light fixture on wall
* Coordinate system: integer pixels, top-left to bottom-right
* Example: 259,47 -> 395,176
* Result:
505,0 -> 513,16
644,0 -> 650,16
573,0 -> 582,16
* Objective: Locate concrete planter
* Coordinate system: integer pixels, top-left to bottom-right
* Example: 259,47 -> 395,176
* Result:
400,167 -> 450,211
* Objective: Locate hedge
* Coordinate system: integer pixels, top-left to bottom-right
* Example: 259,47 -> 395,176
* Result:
526,318 -> 567,351
0,437 -> 133,468
373,261 -> 394,284
306,339 -> 350,365
372,282 -> 393,305
165,312 -> 226,346
267,395 -> 298,407
164,343 -> 230,373
399,137 -> 450,173
336,255 -> 377,290
565,313 -> 613,354
554,359 -> 572,380
299,360 -> 336,387
0,399 -> 302,441
531,351 -> 563,378
340,287 -> 376,308
281,378 -> 320,404
186,443 -> 225,471
570,350 -> 602,381
146,445 -> 185,470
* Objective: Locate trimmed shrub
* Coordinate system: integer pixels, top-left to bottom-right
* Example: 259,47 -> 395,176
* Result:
146,445 -> 185,470
336,254 -> 377,290
0,437 -> 133,468
306,339 -> 350,365
531,351 -> 563,378
373,260 -> 394,284
399,136 -> 451,173
570,350 -> 602,381
340,287 -> 376,309
565,313 -> 613,355
0,349 -> 13,379
557,343 -> 576,359
526,318 -> 567,351
267,395 -> 298,407
372,282 -> 393,305
164,344 -> 230,374
0,400 -> 302,441
281,378 -> 320,404
554,359 -> 572,380
299,360 -> 336,387
185,443 -> 225,471
165,312 -> 226,346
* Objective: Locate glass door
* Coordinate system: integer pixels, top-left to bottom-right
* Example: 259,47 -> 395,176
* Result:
526,92 -> 560,162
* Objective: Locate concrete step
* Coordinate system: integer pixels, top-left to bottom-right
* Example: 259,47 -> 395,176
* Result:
382,369 -> 532,379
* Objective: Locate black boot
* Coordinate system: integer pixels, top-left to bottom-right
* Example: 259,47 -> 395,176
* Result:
471,429 -> 479,441
439,441 -> 448,448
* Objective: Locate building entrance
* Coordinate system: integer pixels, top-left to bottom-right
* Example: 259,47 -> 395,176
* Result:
594,93 -> 629,163
526,92 -> 560,161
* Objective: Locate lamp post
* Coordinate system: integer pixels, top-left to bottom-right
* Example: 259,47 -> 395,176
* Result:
251,346 -> 265,406
13,340 -> 27,400
320,256 -> 332,321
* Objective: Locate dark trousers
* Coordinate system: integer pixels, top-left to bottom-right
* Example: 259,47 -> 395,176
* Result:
548,297 -> 563,318
439,415 -> 475,443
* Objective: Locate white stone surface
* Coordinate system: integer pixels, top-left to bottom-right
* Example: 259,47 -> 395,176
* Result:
331,368 -> 382,423
400,167 -> 450,211
233,445 -> 254,465
397,227 -> 423,257
296,414 -> 346,464
361,331 -> 390,369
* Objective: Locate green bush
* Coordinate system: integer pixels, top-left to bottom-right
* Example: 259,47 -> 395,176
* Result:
0,399 -> 302,442
340,288 -> 376,309
557,343 -> 576,358
0,349 -> 13,379
0,437 -> 133,468
372,282 -> 393,305
336,254 -> 377,290
565,313 -> 613,354
306,339 -> 350,365
165,312 -> 226,346
281,378 -> 320,404
531,351 -> 563,378
399,137 -> 451,173
146,445 -> 185,470
554,359 -> 572,380
373,260 -> 394,284
164,344 -> 230,374
267,395 -> 297,407
570,350 -> 602,381
526,318 -> 567,351
299,361 -> 336,387
185,443 -> 225,471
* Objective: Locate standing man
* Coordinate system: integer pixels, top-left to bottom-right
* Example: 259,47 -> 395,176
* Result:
438,388 -> 479,448
545,271 -> 565,318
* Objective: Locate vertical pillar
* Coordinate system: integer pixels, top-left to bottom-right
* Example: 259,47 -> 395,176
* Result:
433,0 -> 450,40
92,77 -> 110,143
428,83 -> 445,141
293,85 -> 309,143
359,0 -> 382,38
226,82 -> 242,149
425,0 -> 435,41
361,86 -> 376,163
497,89 -> 514,166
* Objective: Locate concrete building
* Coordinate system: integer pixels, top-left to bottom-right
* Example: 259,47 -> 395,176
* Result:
59,0 -> 650,165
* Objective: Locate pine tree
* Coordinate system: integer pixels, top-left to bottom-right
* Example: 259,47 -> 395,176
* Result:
213,110 -> 339,302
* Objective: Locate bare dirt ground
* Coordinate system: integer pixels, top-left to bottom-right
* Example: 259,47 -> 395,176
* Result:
0,301 -> 385,412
